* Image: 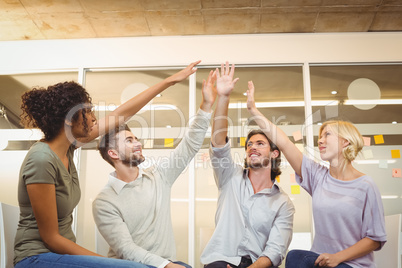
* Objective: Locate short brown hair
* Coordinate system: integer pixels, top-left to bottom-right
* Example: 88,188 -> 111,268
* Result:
244,129 -> 282,181
98,124 -> 131,167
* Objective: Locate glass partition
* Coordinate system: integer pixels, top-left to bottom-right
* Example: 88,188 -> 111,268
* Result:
81,68 -> 191,258
310,64 -> 402,216
194,65 -> 308,268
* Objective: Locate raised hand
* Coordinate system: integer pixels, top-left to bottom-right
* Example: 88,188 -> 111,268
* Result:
216,61 -> 239,97
246,80 -> 257,113
200,70 -> 217,112
167,60 -> 201,85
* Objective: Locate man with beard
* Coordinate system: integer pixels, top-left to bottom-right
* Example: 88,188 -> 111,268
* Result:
200,62 -> 295,268
92,70 -> 217,268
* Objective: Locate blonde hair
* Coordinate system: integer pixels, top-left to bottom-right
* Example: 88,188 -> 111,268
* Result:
319,120 -> 364,165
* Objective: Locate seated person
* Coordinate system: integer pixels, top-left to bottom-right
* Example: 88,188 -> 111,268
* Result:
93,71 -> 217,268
244,79 -> 387,267
201,62 -> 295,268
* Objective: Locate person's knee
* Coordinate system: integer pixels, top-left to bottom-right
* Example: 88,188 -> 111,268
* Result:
204,261 -> 231,268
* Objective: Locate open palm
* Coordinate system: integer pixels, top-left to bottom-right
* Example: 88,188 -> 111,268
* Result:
216,61 -> 239,96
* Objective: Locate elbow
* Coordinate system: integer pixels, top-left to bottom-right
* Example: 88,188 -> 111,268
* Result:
40,232 -> 63,251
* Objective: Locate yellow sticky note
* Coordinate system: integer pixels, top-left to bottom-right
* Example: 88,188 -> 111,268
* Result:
290,173 -> 296,183
374,135 -> 384,144
276,176 -> 280,183
291,185 -> 300,195
392,168 -> 402,178
240,137 -> 246,147
292,130 -> 302,142
391,149 -> 401,158
164,138 -> 174,147
363,136 -> 371,147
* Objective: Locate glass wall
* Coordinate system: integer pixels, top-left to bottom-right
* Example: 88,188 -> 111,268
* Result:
81,68 -> 192,259
194,65 -> 310,268
0,63 -> 401,268
309,64 -> 402,216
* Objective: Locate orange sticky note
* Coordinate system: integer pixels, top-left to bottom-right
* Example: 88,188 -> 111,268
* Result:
290,173 -> 296,183
392,168 -> 402,178
276,176 -> 280,183
363,137 -> 371,146
240,137 -> 246,147
374,135 -> 384,144
292,130 -> 302,142
291,185 -> 300,195
164,138 -> 174,147
391,149 -> 401,158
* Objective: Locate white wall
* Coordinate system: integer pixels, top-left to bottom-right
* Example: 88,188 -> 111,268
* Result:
1,33 -> 402,74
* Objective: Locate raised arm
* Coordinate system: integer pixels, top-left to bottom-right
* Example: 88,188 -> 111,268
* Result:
157,70 -> 216,184
200,70 -> 217,113
80,60 -> 201,144
211,62 -> 239,148
246,81 -> 303,176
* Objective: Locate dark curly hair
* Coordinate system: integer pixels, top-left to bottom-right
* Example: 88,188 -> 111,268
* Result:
244,129 -> 282,181
20,81 -> 92,141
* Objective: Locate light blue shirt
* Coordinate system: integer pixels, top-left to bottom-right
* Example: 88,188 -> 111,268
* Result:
201,142 -> 295,267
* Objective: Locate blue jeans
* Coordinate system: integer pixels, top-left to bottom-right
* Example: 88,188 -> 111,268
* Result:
174,261 -> 192,268
285,250 -> 352,268
15,252 -> 156,268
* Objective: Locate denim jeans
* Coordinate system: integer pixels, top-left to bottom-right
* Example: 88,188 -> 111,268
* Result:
204,257 -> 252,268
15,252 -> 156,268
285,250 -> 352,268
174,260 -> 192,268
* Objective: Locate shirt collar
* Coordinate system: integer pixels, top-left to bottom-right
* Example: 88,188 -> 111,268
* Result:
243,168 -> 279,194
108,168 -> 144,195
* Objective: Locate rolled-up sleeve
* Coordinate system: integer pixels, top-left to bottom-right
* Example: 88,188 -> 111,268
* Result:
261,199 -> 295,267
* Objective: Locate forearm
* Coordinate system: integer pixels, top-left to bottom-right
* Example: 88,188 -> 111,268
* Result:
43,233 -> 101,256
248,256 -> 272,268
211,95 -> 230,147
334,237 -> 380,263
248,107 -> 288,148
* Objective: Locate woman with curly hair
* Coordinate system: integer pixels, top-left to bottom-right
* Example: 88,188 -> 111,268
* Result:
14,61 -> 200,268
245,81 -> 387,268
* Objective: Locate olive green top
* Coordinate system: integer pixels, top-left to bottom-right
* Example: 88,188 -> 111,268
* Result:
14,142 -> 81,265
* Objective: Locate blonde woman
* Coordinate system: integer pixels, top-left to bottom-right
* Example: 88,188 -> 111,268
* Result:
246,81 -> 386,268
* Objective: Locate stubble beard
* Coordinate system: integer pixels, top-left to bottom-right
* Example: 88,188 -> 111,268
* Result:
121,152 -> 145,167
247,157 -> 271,169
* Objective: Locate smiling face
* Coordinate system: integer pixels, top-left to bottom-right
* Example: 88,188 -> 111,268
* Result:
114,130 -> 145,167
245,134 -> 277,169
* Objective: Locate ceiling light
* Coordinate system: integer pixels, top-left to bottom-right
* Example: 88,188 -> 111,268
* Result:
228,100 -> 338,109
317,123 -> 322,126
331,91 -> 337,95
94,104 -> 178,112
381,195 -> 399,199
354,160 -> 396,164
344,99 -> 402,105
243,92 -> 247,96
166,125 -> 172,128
392,121 -> 397,124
